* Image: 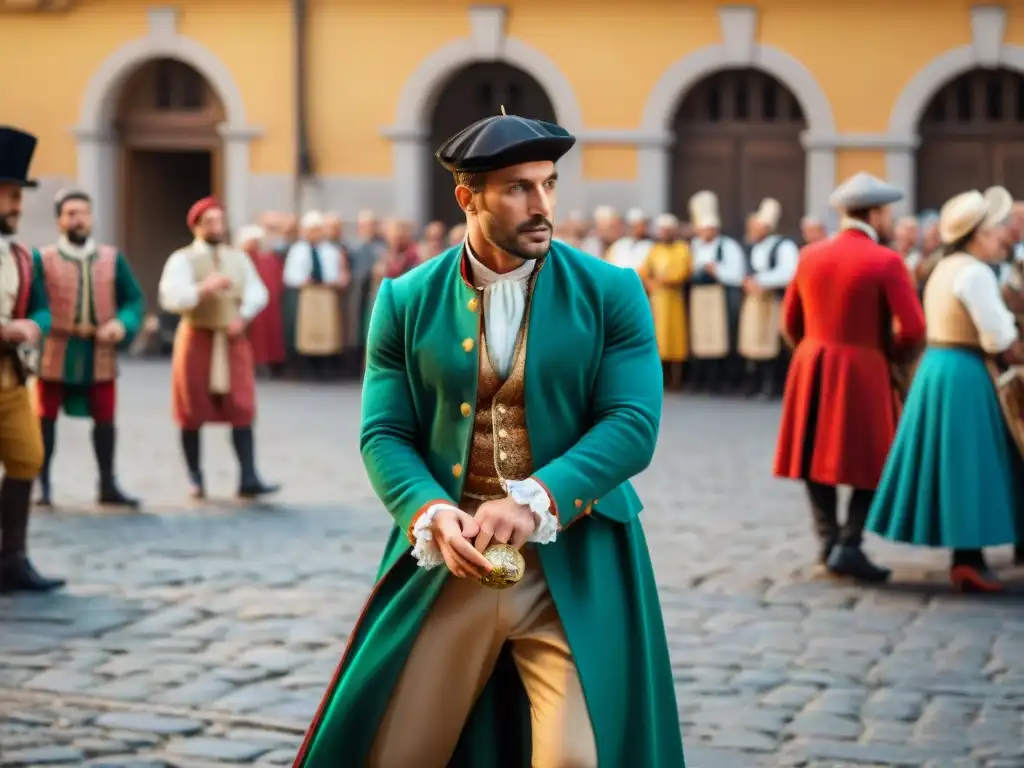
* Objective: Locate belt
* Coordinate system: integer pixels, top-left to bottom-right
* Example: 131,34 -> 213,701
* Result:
927,341 -> 987,358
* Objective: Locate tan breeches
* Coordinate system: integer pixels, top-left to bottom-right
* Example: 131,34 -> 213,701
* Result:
0,380 -> 43,480
369,548 -> 598,768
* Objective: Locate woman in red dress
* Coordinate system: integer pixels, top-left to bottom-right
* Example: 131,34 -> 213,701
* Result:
237,224 -> 286,374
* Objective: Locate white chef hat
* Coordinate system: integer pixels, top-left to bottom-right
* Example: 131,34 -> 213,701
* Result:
625,207 -> 646,224
234,225 -> 265,248
654,213 -> 679,229
689,191 -> 720,229
301,210 -> 325,229
753,198 -> 781,230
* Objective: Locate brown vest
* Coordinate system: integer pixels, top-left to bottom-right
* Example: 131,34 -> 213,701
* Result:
924,254 -> 982,348
460,279 -> 537,504
39,244 -> 119,382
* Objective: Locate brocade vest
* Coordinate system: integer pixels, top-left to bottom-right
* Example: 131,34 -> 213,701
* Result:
459,278 -> 537,505
39,244 -> 119,382
923,254 -> 982,348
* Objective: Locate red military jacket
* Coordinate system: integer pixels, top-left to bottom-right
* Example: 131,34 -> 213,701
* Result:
774,228 -> 926,490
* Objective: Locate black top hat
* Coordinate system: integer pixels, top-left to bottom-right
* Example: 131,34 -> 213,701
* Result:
435,114 -> 576,173
0,127 -> 39,189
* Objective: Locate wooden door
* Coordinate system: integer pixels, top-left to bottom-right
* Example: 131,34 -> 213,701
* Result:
671,69 -> 807,240
917,68 -> 1024,211
429,63 -> 557,227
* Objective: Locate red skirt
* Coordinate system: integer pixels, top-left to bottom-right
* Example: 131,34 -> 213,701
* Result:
171,325 -> 256,429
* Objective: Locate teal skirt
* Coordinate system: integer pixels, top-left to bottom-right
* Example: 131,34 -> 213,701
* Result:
867,347 -> 1024,549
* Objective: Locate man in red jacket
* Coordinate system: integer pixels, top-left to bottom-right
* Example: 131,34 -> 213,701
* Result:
774,173 -> 926,582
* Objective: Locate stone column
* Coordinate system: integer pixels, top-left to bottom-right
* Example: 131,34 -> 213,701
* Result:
637,141 -> 672,217
389,130 -> 431,226
218,124 -> 261,230
885,144 -> 917,218
804,145 -> 837,227
73,127 -> 119,245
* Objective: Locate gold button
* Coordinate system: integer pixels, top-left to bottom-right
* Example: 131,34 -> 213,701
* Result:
574,499 -> 583,508
467,297 -> 479,311
499,451 -> 507,460
498,405 -> 507,414
498,428 -> 508,438
460,402 -> 471,417
462,338 -> 475,352
452,463 -> 463,478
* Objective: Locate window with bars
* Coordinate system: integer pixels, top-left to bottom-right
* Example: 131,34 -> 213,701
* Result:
152,58 -> 207,112
675,69 -> 806,127
921,69 -> 1024,127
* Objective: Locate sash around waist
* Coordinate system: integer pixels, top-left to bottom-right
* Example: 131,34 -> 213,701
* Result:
927,341 -> 986,357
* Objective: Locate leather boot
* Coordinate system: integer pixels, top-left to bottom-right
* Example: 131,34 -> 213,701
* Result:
826,489 -> 891,583
806,481 -> 839,564
181,428 -> 204,499
1014,543 -> 1024,566
36,417 -> 55,507
232,427 -> 280,498
0,477 -> 65,593
93,423 -> 140,508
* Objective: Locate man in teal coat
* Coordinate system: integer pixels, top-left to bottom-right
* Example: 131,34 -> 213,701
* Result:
295,114 -> 686,767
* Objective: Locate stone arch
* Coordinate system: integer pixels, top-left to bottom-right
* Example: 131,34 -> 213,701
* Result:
382,6 -> 585,225
884,6 -> 1023,214
638,42 -> 837,222
73,8 -> 262,243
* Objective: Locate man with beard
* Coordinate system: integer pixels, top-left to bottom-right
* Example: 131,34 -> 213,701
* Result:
296,114 -> 684,767
158,197 -> 279,500
0,126 -> 64,592
35,189 -> 144,508
774,173 -> 925,582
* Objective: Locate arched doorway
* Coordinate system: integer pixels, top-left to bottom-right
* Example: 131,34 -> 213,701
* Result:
428,63 -> 557,227
115,58 -> 223,307
916,68 -> 1024,212
670,69 -> 807,239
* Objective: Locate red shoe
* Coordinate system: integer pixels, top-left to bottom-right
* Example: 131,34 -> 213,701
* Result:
950,564 -> 1004,593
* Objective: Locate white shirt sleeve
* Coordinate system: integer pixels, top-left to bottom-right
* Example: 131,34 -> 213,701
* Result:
158,250 -> 200,314
953,261 -> 1019,353
716,238 -> 748,286
239,255 -> 269,321
282,242 -> 311,287
318,242 -> 341,283
755,239 -> 799,289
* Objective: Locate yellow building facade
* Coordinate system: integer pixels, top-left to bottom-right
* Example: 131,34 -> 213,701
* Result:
3,0 -> 1024,292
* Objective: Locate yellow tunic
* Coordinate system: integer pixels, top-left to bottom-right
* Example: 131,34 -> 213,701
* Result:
639,241 -> 691,362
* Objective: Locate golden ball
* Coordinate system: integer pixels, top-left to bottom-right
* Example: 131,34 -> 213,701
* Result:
479,543 -> 526,590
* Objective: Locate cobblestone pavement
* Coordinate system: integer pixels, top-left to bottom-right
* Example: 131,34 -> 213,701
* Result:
2,360 -> 1024,768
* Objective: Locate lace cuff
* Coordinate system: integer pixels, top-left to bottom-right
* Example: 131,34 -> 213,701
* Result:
410,503 -> 456,569
505,479 -> 558,545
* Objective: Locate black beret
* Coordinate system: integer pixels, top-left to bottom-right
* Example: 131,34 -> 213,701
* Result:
435,115 -> 576,173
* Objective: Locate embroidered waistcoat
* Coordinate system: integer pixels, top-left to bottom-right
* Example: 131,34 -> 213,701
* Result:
39,244 -> 118,381
460,278 -> 537,504
924,254 -> 982,348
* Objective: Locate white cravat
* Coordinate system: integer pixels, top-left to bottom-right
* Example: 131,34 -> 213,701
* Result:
0,236 -> 20,323
466,242 -> 535,378
410,242 -> 557,569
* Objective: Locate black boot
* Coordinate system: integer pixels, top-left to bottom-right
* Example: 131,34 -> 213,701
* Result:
181,429 -> 204,499
806,481 -> 839,565
0,477 -> 65,593
36,417 -> 55,507
92,423 -> 140,508
232,427 -> 280,498
1015,543 -> 1024,566
826,489 -> 891,583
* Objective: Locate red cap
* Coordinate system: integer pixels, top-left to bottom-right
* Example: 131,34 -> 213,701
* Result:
186,196 -> 222,230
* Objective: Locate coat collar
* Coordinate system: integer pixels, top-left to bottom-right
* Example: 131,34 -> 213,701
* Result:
839,217 -> 879,242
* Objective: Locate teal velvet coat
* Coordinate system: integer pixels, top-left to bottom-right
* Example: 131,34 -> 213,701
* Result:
295,241 -> 685,767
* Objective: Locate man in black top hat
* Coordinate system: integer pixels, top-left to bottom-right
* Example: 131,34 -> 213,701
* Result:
0,126 -> 65,593
296,113 -> 685,767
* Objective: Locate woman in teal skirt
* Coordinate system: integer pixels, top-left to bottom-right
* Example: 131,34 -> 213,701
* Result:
867,187 -> 1024,592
